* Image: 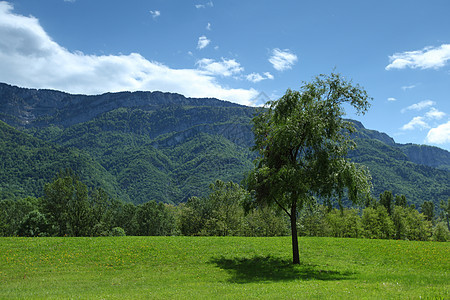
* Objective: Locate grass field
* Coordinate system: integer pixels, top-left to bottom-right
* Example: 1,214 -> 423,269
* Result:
0,236 -> 448,299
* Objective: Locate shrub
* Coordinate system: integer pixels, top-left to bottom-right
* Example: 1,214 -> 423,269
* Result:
432,222 -> 450,242
111,227 -> 126,237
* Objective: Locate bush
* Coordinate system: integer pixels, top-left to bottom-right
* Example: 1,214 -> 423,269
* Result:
326,208 -> 362,238
111,227 -> 126,237
361,206 -> 393,239
432,222 -> 450,242
17,210 -> 49,237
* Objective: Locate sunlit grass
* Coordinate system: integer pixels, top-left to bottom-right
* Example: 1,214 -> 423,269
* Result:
0,236 -> 448,298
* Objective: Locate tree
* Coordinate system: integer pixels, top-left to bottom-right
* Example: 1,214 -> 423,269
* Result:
43,169 -> 93,236
361,206 -> 393,239
394,194 -> 407,208
421,201 -> 434,223
379,191 -> 394,215
179,180 -> 247,236
439,199 -> 450,231
17,210 -> 49,237
134,200 -> 175,236
247,73 -> 372,264
0,197 -> 39,236
202,180 -> 247,236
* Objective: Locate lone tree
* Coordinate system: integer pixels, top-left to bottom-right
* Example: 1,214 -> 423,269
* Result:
247,73 -> 372,264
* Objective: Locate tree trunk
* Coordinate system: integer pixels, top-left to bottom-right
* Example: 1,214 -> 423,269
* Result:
290,201 -> 300,264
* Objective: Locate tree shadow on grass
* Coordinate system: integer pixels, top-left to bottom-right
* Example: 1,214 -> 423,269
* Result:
210,255 -> 355,283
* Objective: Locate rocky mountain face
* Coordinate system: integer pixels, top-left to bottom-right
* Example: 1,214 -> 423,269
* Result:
0,82 -> 245,128
0,82 -> 448,205
350,120 -> 450,171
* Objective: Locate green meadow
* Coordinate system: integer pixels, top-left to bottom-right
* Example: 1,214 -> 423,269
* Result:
0,236 -> 448,299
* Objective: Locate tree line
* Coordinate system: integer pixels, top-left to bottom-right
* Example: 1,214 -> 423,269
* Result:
0,170 -> 448,242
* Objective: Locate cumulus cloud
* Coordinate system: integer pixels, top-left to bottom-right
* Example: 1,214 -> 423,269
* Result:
246,72 -> 274,83
401,116 -> 430,130
401,100 -> 435,113
196,58 -> 243,77
386,44 -> 450,70
425,107 -> 446,120
197,36 -> 210,49
149,10 -> 160,19
0,2 -> 257,105
426,121 -> 450,144
269,48 -> 298,71
387,97 -> 396,102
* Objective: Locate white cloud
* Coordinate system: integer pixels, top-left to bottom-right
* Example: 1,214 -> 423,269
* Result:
195,1 -> 213,8
197,36 -> 210,49
196,58 -> 243,77
0,2 -> 257,105
246,72 -> 274,83
425,107 -> 446,120
149,10 -> 160,19
426,121 -> 450,144
401,116 -> 430,130
206,23 -> 211,31
386,44 -> 450,70
269,48 -> 298,71
401,84 -> 416,91
387,97 -> 396,102
401,100 -> 435,113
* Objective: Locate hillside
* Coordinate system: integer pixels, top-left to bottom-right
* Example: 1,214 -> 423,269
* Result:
0,121 -> 125,200
0,83 -> 448,206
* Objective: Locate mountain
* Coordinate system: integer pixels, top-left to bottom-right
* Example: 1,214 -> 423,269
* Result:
0,120 -> 125,200
0,83 -> 244,128
350,120 -> 450,171
0,83 -> 448,206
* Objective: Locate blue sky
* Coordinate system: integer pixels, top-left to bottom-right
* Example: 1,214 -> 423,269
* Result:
0,0 -> 449,151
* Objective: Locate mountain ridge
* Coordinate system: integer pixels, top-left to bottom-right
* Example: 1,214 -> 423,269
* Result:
0,82 -> 448,205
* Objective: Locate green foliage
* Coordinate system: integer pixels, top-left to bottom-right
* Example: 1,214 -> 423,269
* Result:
32,106 -> 255,204
43,170 -> 92,236
111,227 -> 126,237
379,190 -> 394,215
421,200 -> 434,223
242,206 -> 290,237
326,208 -> 363,238
248,73 -> 372,263
395,194 -> 407,207
0,121 -> 124,200
0,197 -> 40,236
17,210 -> 49,237
298,201 -> 330,237
361,206 -> 394,239
179,180 -> 248,236
349,137 -> 449,208
134,200 -> 175,236
432,222 -> 450,242
391,205 -> 432,241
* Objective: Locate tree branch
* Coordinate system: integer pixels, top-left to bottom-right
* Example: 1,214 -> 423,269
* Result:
273,197 -> 291,218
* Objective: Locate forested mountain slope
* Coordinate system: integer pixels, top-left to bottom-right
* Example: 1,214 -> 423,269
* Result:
0,83 -> 448,206
0,121 -> 125,200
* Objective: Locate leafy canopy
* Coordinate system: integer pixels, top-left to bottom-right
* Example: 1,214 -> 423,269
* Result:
249,73 -> 373,214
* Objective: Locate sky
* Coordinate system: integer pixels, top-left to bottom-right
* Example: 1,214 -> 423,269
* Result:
0,0 -> 449,151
